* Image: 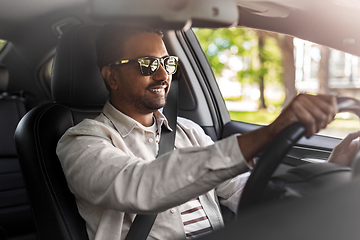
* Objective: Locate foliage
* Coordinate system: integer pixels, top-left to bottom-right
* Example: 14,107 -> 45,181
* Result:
194,28 -> 357,138
193,28 -> 283,88
194,27 -> 254,77
327,118 -> 360,130
229,109 -> 278,125
259,37 -> 283,84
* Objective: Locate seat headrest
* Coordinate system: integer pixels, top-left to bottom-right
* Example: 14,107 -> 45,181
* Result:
0,65 -> 9,92
51,25 -> 108,106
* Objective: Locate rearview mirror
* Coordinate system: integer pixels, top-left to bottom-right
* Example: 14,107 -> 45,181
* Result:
89,0 -> 239,29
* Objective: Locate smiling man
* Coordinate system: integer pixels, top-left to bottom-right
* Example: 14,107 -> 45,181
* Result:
99,29 -> 173,127
56,24 -> 352,240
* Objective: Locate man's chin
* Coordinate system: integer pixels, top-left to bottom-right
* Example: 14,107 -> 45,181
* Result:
144,102 -> 166,112
141,97 -> 167,112
149,105 -> 165,111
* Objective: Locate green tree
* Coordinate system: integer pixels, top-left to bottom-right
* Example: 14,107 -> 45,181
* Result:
251,30 -> 283,108
194,27 -> 254,77
194,28 -> 283,109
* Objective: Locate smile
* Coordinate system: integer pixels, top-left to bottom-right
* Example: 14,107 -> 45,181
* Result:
150,88 -> 164,92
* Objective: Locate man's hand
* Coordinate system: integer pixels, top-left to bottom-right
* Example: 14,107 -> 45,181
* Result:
328,130 -> 360,166
238,93 -> 338,164
268,93 -> 338,138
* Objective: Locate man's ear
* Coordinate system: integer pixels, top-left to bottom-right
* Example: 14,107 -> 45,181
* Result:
101,66 -> 118,90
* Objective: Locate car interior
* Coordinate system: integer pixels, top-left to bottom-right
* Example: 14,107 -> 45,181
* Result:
2,0 -> 360,239
14,25 -> 103,240
0,65 -> 35,239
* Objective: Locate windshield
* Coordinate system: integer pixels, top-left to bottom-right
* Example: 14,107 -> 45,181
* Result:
194,27 -> 360,138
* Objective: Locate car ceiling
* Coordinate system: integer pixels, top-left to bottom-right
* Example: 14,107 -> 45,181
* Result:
237,0 -> 360,57
1,0 -> 360,61
0,0 -> 85,19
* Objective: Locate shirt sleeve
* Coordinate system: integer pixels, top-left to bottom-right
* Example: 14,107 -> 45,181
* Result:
176,118 -> 252,214
216,172 -> 250,213
57,119 -> 250,214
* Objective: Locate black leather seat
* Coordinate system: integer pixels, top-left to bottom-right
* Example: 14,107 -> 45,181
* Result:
15,25 -> 108,240
0,65 -> 36,240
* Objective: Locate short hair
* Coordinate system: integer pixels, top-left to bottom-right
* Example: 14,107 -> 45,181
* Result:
95,24 -> 164,71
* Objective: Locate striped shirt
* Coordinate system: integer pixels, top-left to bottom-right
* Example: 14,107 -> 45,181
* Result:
179,198 -> 212,238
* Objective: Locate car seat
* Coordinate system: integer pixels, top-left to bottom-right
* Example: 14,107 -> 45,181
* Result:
14,25 -> 107,240
0,65 -> 36,240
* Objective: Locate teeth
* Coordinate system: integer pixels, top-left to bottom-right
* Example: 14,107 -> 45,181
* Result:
151,89 -> 164,92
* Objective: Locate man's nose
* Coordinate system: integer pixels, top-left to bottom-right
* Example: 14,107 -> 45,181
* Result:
153,64 -> 169,81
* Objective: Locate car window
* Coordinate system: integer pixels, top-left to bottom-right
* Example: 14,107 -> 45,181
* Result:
0,39 -> 7,52
194,27 -> 360,138
38,57 -> 53,99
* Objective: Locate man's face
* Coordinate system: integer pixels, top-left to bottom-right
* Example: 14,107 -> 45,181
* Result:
109,32 -> 172,115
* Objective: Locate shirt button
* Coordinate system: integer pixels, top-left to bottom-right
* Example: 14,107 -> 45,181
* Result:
148,138 -> 154,143
170,208 -> 176,214
224,157 -> 231,163
187,175 -> 194,182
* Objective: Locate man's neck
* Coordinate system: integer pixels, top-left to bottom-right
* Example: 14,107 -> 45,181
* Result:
129,112 -> 155,127
109,100 -> 155,127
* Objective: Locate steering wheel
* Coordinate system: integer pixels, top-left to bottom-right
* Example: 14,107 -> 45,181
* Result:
237,97 -> 360,215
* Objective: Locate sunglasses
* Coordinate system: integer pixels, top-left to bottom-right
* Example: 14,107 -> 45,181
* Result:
109,56 -> 179,76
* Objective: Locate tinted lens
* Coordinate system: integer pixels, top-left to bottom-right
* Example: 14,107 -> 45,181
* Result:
138,56 -> 178,76
165,56 -> 178,75
138,57 -> 159,76
150,59 -> 159,73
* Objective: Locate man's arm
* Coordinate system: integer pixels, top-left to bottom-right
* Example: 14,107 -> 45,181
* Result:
57,94 -> 338,214
57,121 -> 249,214
216,94 -> 338,213
238,94 -> 338,164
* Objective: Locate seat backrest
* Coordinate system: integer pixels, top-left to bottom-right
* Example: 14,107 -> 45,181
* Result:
0,65 -> 36,239
15,25 -> 108,240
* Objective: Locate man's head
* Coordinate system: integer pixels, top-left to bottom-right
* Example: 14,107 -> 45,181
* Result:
96,24 -> 164,72
95,24 -> 178,124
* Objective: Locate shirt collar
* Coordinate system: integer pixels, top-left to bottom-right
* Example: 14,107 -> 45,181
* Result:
102,101 -> 172,138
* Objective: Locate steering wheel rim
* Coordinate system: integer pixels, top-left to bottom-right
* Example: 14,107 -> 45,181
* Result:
237,123 -> 306,214
237,96 -> 360,216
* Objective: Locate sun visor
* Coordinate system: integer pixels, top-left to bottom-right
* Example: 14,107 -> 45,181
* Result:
88,0 -> 239,30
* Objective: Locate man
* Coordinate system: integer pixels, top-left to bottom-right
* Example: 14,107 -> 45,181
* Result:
56,24 -> 357,240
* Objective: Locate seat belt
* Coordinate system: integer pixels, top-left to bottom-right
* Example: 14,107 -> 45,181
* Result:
125,79 -> 178,240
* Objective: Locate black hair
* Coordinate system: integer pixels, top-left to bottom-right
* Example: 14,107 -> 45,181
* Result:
95,24 -> 164,71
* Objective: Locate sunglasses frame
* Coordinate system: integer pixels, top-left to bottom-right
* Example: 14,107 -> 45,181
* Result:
109,56 -> 179,76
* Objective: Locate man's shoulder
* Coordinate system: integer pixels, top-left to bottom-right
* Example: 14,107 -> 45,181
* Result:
176,117 -> 214,146
177,117 -> 202,131
63,115 -> 114,138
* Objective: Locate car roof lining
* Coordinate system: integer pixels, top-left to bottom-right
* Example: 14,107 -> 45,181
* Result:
2,0 -> 360,57
237,1 -> 360,57
0,0 -> 87,20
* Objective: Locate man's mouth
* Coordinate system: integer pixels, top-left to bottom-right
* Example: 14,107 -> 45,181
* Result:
150,88 -> 165,93
148,83 -> 169,94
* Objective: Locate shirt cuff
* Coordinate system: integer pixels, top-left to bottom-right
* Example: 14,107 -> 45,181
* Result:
205,134 -> 250,173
